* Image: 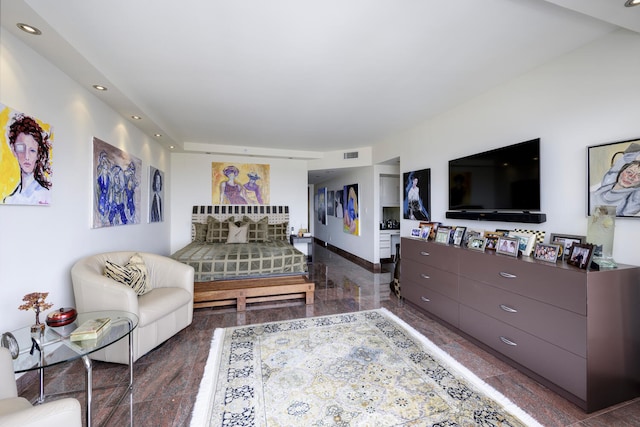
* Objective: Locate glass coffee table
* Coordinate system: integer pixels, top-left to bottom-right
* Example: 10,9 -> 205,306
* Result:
10,310 -> 138,427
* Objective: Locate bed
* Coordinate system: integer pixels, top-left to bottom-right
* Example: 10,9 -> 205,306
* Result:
171,205 -> 313,310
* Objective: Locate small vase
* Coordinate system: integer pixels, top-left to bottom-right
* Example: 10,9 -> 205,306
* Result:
31,323 -> 45,334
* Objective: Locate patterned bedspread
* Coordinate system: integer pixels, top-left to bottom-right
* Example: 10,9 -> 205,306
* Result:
170,240 -> 308,282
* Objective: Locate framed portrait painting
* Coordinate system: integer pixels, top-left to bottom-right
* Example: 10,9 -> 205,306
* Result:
403,168 -> 430,221
588,137 -> 640,217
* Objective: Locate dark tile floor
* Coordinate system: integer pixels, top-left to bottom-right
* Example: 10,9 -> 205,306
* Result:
17,244 -> 640,426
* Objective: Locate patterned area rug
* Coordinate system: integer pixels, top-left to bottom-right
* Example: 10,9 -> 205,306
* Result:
191,309 -> 541,426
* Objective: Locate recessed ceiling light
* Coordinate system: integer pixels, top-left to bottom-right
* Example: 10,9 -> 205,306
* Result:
154,133 -> 162,137
92,84 -> 108,91
625,0 -> 640,6
16,23 -> 42,35
131,115 -> 142,120
169,145 -> 175,149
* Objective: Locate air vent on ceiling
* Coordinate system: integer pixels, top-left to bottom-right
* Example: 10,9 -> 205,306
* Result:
343,151 -> 359,159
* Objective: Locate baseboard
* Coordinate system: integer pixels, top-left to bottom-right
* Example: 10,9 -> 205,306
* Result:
314,238 -> 381,273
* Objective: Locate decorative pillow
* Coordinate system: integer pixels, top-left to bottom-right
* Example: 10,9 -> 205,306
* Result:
242,216 -> 269,242
206,216 -> 233,243
267,222 -> 289,241
226,222 -> 249,244
103,253 -> 151,296
193,222 -> 208,242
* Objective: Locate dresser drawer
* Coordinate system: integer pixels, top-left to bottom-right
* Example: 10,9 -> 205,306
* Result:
459,250 -> 586,315
402,258 -> 458,300
401,238 -> 459,273
459,278 -> 586,357
403,282 -> 459,327
460,305 -> 586,400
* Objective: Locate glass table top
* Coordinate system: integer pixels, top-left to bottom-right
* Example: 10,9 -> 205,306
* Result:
9,310 -> 138,373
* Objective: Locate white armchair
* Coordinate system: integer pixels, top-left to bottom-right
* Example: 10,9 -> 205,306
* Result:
71,251 -> 194,364
0,348 -> 81,427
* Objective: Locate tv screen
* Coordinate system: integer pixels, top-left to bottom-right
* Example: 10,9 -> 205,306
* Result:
448,138 -> 540,211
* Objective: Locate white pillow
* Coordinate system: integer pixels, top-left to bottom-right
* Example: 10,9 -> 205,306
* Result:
226,222 -> 249,244
103,253 -> 151,295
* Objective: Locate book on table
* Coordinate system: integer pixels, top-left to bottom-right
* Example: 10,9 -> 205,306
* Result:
70,317 -> 111,341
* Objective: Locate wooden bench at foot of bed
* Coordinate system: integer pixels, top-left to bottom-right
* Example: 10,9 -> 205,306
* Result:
194,275 -> 314,311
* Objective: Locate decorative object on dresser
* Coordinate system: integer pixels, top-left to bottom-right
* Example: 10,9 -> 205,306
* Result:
410,227 -> 421,238
549,233 -> 585,259
400,236 -> 640,413
586,205 -> 617,269
435,227 -> 451,244
419,221 -> 440,240
508,231 -> 536,257
419,225 -> 431,240
468,236 -> 487,252
567,243 -> 595,270
190,309 -> 541,427
533,243 -> 561,263
452,226 -> 466,246
496,236 -> 519,257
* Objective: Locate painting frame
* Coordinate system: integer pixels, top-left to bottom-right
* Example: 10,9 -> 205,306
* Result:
419,221 -> 440,240
148,166 -> 164,223
568,243 -> 595,270
587,137 -> 640,217
410,227 -> 422,238
419,225 -> 431,240
452,226 -> 466,246
403,168 -> 431,221
343,184 -> 360,235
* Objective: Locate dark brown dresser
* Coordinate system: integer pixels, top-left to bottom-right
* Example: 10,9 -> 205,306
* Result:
401,237 -> 640,412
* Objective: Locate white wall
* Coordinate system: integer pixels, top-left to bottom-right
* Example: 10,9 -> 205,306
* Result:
383,29 -> 640,266
169,153 -> 309,253
0,29 -> 171,331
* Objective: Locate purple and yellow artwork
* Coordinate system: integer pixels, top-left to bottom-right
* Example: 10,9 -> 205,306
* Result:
0,103 -> 53,206
93,137 -> 142,228
212,162 -> 270,205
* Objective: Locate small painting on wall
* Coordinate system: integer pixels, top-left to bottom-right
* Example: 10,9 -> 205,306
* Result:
335,189 -> 344,218
343,184 -> 359,235
212,162 -> 270,205
0,103 -> 53,206
93,137 -> 142,228
588,137 -> 640,217
403,169 -> 430,221
149,166 -> 164,223
317,187 -> 327,225
327,190 -> 335,216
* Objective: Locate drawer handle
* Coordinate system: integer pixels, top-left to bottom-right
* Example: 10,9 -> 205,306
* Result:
499,272 -> 517,279
420,273 -> 430,279
499,304 -> 518,313
420,296 -> 431,303
420,251 -> 430,256
499,336 -> 518,346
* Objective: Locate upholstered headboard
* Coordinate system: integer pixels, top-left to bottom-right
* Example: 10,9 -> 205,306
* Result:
191,205 -> 290,240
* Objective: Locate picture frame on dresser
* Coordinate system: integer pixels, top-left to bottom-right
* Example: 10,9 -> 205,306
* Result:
410,227 -> 422,238
568,243 -> 595,269
468,237 -> 487,252
419,221 -> 440,240
534,242 -> 561,263
483,232 -> 501,251
496,236 -> 519,257
435,227 -> 450,244
452,226 -> 466,246
550,233 -> 585,259
419,225 -> 431,240
509,231 -> 536,257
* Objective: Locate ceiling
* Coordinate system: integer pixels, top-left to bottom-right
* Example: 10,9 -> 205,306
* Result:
1,0 -> 639,163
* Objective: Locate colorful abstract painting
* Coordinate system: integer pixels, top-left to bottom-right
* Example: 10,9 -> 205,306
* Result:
93,137 -> 142,228
149,166 -> 164,223
343,183 -> 359,235
0,103 -> 53,206
212,162 -> 270,205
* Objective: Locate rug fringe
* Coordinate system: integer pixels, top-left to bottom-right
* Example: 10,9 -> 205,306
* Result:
190,327 -> 226,427
379,308 -> 543,427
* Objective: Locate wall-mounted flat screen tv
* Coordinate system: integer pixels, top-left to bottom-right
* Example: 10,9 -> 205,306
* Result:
448,138 -> 541,211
